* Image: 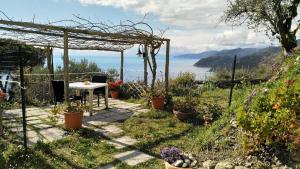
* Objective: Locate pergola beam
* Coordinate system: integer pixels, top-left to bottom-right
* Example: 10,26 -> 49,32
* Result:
63,31 -> 69,101
0,19 -> 168,42
0,26 -> 135,48
30,44 -> 123,52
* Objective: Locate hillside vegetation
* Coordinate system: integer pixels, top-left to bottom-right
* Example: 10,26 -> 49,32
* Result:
194,47 -> 280,70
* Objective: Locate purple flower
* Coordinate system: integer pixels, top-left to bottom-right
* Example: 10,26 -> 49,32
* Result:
251,90 -> 257,97
160,147 -> 182,163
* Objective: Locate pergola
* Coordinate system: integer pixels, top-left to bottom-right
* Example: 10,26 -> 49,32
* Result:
0,17 -> 170,101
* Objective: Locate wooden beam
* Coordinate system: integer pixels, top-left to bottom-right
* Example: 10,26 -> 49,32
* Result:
144,44 -> 148,85
0,26 -> 135,44
120,51 -> 124,81
30,44 -> 123,52
63,31 -> 69,102
46,47 -> 54,102
165,40 -> 170,92
0,19 -> 169,42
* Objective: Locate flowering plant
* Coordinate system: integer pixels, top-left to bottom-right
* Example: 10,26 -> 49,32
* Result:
160,147 -> 182,164
108,80 -> 123,91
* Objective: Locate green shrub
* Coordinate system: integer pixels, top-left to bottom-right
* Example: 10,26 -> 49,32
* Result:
169,72 -> 198,97
173,96 -> 198,113
198,103 -> 223,121
236,55 -> 300,152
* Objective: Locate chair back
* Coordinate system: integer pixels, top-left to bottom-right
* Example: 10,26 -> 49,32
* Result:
52,80 -> 64,103
92,75 -> 107,94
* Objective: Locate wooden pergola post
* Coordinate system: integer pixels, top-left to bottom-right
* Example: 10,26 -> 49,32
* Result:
165,40 -> 170,92
63,31 -> 69,102
144,44 -> 148,85
46,47 -> 54,101
120,51 -> 124,81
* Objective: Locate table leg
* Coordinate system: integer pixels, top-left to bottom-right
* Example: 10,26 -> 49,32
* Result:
88,89 -> 93,116
105,86 -> 108,109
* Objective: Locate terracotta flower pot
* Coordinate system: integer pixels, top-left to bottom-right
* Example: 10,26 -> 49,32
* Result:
0,92 -> 6,102
152,96 -> 165,110
173,110 -> 195,120
64,111 -> 83,130
164,161 -> 193,169
111,90 -> 120,99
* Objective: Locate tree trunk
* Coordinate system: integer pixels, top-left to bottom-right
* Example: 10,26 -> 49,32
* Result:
280,31 -> 297,55
150,49 -> 157,90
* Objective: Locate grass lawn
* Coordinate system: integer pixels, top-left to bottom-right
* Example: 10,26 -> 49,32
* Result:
0,86 -> 251,169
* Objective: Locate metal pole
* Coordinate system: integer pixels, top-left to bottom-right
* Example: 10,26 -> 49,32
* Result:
19,46 -> 27,151
120,51 -> 124,81
228,55 -> 237,107
165,40 -> 170,92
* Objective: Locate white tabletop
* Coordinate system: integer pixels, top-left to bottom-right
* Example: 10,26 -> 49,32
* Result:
69,82 -> 107,90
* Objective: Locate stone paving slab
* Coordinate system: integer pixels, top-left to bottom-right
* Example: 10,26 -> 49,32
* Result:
39,127 -> 65,142
33,123 -> 53,129
95,125 -> 123,137
97,164 -> 115,169
87,121 -> 109,126
108,136 -> 138,149
114,150 -> 154,166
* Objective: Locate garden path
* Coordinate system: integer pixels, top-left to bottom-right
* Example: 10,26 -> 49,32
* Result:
2,98 -> 154,168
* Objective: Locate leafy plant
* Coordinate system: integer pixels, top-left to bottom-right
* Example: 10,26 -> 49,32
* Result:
200,103 -> 223,121
236,56 -> 300,152
169,72 -> 198,97
108,80 -> 123,91
173,96 -> 198,113
160,147 -> 182,164
143,80 -> 166,99
49,103 -> 87,123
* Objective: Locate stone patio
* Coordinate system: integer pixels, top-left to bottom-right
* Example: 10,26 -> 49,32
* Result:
2,98 -> 155,167
108,136 -> 138,149
114,150 -> 154,166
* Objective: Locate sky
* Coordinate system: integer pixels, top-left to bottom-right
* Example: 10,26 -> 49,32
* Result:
0,0 -> 296,56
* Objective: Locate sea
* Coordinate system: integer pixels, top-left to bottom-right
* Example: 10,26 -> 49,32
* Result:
53,55 -> 212,82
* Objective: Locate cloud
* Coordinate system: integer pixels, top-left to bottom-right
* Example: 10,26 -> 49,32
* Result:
78,0 -> 278,53
79,0 -> 226,29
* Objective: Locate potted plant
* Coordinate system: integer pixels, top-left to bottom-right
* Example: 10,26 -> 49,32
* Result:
149,82 -> 166,110
108,80 -> 123,99
160,147 -> 197,169
64,103 -> 86,130
172,96 -> 197,120
0,89 -> 6,102
50,103 -> 86,130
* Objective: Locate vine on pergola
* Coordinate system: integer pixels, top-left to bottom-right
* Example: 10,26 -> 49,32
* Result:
0,11 -> 168,89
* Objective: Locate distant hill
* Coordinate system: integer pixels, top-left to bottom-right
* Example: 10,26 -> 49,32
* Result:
174,50 -> 218,59
193,47 -> 281,70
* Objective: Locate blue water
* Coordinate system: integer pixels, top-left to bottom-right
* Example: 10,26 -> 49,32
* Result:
52,55 -> 212,82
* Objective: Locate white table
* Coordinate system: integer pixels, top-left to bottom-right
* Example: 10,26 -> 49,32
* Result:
69,82 -> 108,116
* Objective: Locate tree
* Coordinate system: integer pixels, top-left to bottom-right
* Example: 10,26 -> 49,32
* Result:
223,0 -> 300,55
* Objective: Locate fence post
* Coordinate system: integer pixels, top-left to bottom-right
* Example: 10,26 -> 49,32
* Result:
19,46 -> 27,151
228,55 -> 237,107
